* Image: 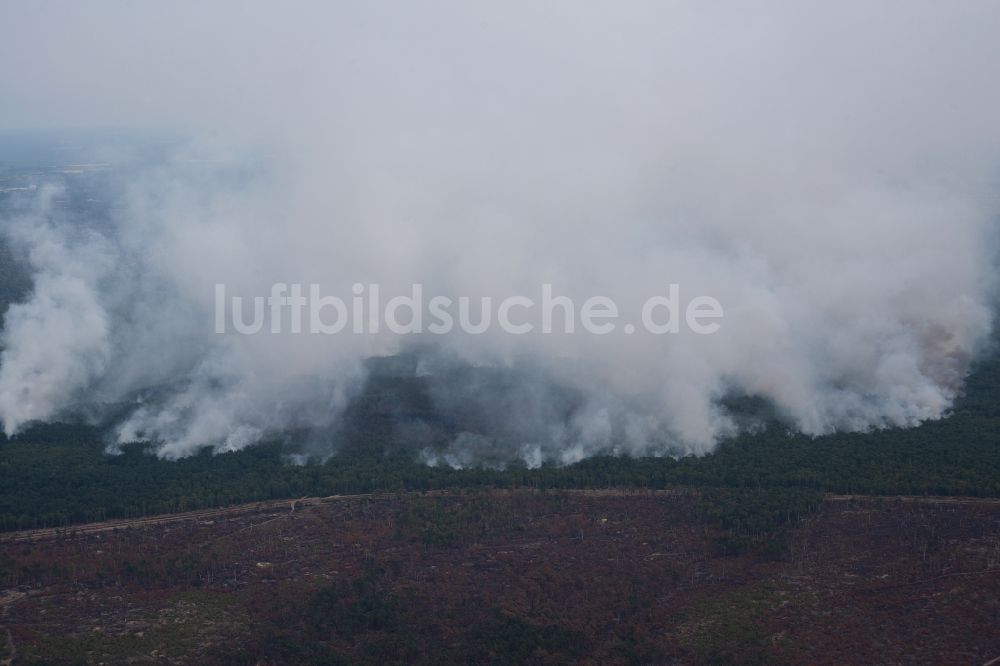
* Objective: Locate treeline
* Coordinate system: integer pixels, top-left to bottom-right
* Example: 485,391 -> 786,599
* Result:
2,359 -> 1000,531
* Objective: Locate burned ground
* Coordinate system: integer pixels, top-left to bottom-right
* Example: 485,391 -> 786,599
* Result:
1,490 -> 999,664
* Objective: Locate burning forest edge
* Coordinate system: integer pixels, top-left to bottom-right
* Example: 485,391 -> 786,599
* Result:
2,353 -> 1000,533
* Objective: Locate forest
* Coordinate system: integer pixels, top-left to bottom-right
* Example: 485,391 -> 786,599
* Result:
1,354 -> 998,532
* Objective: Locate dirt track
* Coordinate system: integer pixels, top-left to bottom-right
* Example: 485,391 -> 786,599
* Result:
3,488 -> 999,544
0,494 -> 379,543
0,489 -> 695,543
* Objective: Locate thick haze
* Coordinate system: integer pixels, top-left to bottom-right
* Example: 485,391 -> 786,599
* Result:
1,2 -> 999,463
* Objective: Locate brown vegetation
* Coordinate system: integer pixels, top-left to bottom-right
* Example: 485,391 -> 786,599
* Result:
1,490 -> 999,664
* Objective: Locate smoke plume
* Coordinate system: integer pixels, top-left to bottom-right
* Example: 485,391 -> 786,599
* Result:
0,2 -> 998,463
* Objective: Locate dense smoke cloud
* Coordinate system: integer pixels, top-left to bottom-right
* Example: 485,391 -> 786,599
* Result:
0,2 -> 998,462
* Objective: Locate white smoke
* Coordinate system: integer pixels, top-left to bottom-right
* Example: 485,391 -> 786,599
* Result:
0,187 -> 113,435
0,2 -> 998,461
